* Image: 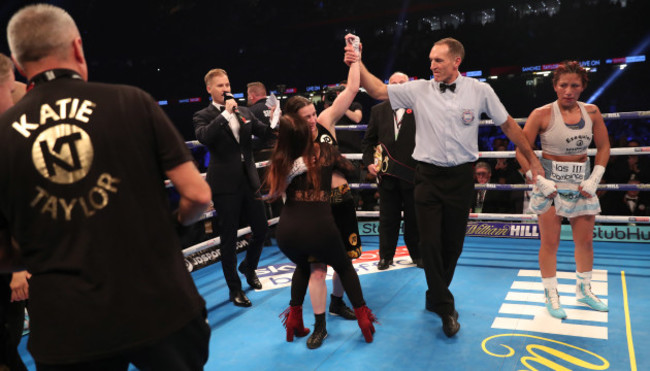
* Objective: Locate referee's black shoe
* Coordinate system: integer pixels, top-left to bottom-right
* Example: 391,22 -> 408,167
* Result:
377,258 -> 392,270
229,290 -> 252,307
441,310 -> 460,337
239,263 -> 262,290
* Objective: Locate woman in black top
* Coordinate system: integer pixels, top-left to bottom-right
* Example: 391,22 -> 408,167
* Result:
265,114 -> 377,345
279,37 -> 364,349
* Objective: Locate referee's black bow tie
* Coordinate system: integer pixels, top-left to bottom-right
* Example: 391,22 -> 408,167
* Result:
440,83 -> 456,93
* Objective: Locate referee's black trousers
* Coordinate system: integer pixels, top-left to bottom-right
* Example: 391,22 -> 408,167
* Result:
414,161 -> 474,317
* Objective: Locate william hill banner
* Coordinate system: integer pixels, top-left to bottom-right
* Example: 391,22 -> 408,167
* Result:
358,221 -> 649,243
466,222 -> 539,239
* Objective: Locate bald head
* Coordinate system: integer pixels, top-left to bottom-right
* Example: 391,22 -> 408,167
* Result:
388,72 -> 409,85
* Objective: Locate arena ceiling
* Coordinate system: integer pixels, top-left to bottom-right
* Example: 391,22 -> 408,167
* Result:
1,0 -> 646,101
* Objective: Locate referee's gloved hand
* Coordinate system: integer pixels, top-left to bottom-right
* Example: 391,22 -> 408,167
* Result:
535,175 -> 557,198
579,165 -> 605,198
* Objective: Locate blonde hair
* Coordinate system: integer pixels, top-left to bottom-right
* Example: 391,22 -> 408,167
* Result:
204,68 -> 227,86
247,81 -> 266,96
7,4 -> 80,66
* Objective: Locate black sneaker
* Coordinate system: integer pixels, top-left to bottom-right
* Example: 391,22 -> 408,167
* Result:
329,295 -> 356,320
306,326 -> 327,349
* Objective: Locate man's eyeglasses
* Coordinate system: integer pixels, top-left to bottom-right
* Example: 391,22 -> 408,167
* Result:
475,171 -> 490,177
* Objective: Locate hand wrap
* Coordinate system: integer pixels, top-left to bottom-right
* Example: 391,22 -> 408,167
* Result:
536,175 -> 557,197
525,170 -> 533,182
579,165 -> 605,197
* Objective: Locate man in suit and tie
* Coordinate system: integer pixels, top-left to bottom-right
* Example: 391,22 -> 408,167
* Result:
362,72 -> 421,271
470,161 -> 509,213
193,68 -> 275,307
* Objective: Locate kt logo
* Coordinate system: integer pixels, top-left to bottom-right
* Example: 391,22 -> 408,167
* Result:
32,124 -> 94,184
320,134 -> 333,144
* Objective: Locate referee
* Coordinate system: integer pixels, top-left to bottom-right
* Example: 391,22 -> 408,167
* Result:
345,37 -> 544,338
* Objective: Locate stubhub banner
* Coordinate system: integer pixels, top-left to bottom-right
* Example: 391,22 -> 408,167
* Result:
584,224 -> 650,243
358,221 -> 649,243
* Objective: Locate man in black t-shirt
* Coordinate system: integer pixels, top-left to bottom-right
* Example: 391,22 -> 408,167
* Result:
325,82 -> 364,155
247,81 -> 283,223
1,5 -> 212,369
247,81 -> 276,155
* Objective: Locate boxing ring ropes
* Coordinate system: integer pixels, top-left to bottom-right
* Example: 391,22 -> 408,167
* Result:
173,110 -> 650,258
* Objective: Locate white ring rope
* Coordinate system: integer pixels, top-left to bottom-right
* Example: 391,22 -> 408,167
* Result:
355,210 -> 650,224
333,110 -> 650,130
164,146 -> 650,188
182,217 -> 280,257
477,146 -> 650,159
184,110 -> 650,147
348,182 -> 650,191
189,180 -> 647,228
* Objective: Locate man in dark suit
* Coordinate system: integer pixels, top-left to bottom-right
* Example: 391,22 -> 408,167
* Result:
602,178 -> 649,216
470,161 -> 509,213
193,68 -> 274,307
362,72 -> 421,271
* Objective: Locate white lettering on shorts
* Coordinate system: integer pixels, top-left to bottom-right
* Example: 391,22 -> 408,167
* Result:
549,161 -> 586,183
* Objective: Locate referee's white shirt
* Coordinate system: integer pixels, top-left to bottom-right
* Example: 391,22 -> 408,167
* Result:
387,74 -> 509,167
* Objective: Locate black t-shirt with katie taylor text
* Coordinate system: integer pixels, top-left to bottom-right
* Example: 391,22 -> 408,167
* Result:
0,75 -> 204,363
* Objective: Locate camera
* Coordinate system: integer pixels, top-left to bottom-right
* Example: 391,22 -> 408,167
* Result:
323,85 -> 345,105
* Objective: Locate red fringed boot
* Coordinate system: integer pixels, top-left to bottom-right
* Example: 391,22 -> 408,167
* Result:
280,305 -> 310,342
354,305 -> 378,343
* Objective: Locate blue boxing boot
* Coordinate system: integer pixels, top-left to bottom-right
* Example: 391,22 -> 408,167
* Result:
576,271 -> 609,312
542,276 -> 567,319
544,288 -> 567,319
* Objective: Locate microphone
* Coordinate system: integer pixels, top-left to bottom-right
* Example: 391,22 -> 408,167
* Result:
223,92 -> 239,114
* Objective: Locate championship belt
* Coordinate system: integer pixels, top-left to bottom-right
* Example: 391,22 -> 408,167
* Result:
374,142 -> 415,183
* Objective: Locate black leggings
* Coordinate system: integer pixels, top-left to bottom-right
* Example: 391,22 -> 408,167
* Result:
276,201 -> 365,308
